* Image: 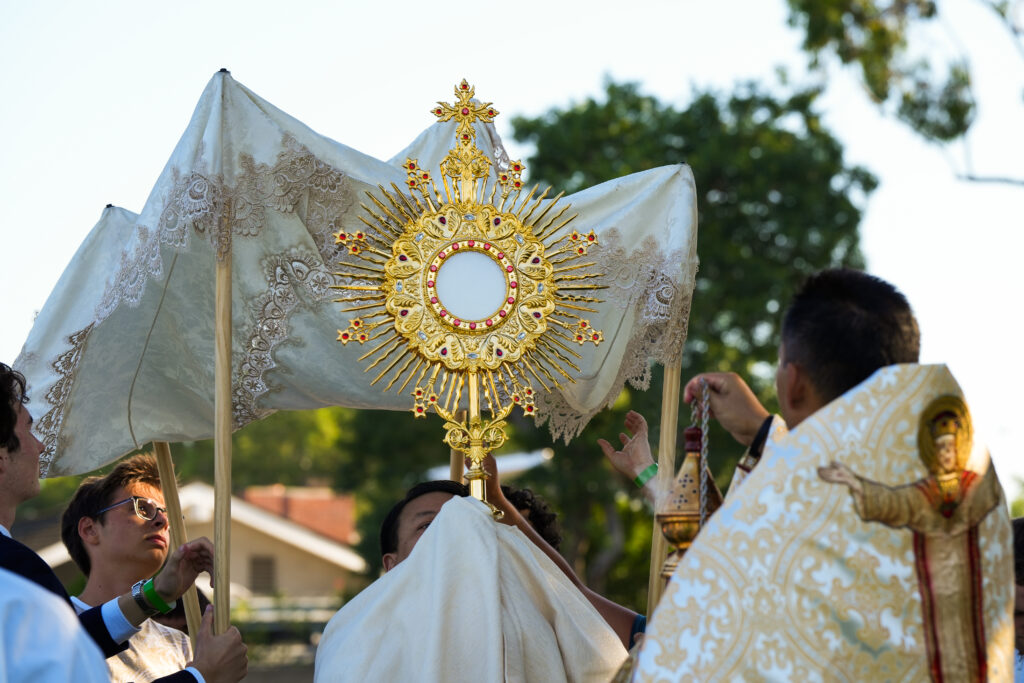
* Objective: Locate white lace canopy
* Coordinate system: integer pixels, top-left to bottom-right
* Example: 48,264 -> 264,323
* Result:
14,72 -> 698,477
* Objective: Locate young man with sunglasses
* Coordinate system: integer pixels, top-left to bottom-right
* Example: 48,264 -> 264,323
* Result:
61,454 -> 248,683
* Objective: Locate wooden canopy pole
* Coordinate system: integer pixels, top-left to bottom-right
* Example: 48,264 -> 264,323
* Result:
153,441 -> 202,648
646,359 -> 682,615
214,245 -> 233,634
449,445 -> 463,482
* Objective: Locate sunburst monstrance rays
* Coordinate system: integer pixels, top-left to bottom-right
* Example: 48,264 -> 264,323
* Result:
332,80 -> 605,429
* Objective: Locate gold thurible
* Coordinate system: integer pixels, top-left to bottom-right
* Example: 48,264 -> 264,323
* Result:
656,426 -> 722,580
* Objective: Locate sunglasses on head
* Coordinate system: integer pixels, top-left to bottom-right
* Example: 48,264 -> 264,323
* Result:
95,495 -> 168,521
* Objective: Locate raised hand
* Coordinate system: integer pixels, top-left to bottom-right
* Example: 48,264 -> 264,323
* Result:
598,411 -> 658,504
153,537 -> 215,603
597,410 -> 654,480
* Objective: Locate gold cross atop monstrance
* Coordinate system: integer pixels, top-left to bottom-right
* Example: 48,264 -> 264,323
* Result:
333,80 -> 605,511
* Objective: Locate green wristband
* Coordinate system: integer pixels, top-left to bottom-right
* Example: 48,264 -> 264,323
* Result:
634,463 -> 658,488
142,578 -> 176,614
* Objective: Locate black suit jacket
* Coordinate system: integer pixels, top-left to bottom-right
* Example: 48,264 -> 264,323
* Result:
0,531 -> 126,657
0,533 -> 195,682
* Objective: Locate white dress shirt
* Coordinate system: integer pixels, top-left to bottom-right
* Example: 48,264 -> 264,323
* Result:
0,566 -> 108,682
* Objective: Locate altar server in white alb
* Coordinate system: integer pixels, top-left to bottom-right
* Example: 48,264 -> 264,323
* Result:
632,268 -> 1013,681
0,566 -> 108,682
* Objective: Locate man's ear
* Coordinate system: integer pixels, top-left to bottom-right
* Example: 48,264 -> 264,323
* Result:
382,553 -> 397,572
779,362 -> 820,427
78,515 -> 101,546
779,362 -> 805,409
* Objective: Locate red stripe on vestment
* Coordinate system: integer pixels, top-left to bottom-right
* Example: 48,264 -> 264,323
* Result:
914,531 -> 943,682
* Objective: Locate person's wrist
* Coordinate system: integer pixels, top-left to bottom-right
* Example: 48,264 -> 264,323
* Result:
738,409 -> 771,446
634,463 -> 658,488
630,459 -> 655,478
143,577 -> 177,614
131,579 -> 161,617
150,575 -> 179,609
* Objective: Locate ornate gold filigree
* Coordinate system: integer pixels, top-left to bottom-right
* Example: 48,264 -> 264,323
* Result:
333,80 -> 607,504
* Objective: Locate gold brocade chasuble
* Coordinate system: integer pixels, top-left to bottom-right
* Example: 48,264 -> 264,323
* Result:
632,364 -> 1014,682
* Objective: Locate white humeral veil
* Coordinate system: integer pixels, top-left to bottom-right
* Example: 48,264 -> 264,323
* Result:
633,364 -> 1014,681
315,496 -> 627,682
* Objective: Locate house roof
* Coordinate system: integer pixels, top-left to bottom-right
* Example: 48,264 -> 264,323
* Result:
242,485 -> 357,546
35,481 -> 367,574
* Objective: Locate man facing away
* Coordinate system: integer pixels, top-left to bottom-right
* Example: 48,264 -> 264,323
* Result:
61,454 -> 247,683
0,362 -> 230,678
682,267 -> 920,478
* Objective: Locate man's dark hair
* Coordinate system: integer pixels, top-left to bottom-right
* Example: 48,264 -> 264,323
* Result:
380,480 -> 468,557
502,484 -> 562,551
781,268 -> 920,403
0,363 -> 29,453
1013,517 -> 1024,586
60,454 -> 164,576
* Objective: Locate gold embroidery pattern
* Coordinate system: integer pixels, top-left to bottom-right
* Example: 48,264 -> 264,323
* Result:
634,365 -> 1014,681
816,395 -> 1001,681
35,324 -> 94,477
95,225 -> 165,320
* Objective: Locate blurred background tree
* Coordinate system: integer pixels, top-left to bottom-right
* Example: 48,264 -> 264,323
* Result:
786,0 -> 1024,185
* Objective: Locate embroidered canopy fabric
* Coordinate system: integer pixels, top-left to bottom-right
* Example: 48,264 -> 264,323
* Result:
314,495 -> 628,682
633,364 -> 1014,681
14,72 -> 698,477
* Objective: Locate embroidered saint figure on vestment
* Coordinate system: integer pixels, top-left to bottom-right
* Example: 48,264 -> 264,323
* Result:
818,395 -> 1001,682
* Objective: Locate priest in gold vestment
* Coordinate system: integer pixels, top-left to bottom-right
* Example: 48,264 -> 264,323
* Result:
632,270 -> 1012,682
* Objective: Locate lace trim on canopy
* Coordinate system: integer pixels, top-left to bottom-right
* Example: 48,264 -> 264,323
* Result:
96,134 -> 352,321
536,228 -> 696,442
35,324 -> 94,477
232,249 -> 339,429
78,134 -> 356,447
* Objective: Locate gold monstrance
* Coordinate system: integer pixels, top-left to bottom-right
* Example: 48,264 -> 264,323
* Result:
333,81 -> 605,509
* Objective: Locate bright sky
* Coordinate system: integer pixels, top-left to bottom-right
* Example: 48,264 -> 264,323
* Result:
1,0 -> 1021,488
